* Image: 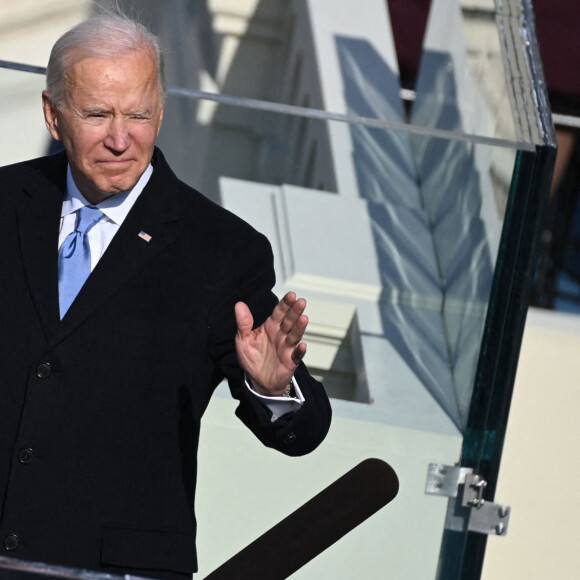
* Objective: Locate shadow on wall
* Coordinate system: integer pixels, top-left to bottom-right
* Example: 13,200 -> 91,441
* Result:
337,36 -> 494,430
411,49 -> 496,428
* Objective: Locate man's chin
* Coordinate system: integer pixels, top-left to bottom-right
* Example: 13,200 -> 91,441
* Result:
83,181 -> 135,204
97,175 -> 140,194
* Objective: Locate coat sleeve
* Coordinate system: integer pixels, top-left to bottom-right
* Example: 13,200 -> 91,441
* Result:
206,229 -> 331,457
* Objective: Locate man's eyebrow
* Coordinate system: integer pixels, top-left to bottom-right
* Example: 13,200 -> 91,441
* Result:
82,107 -> 110,115
79,107 -> 153,117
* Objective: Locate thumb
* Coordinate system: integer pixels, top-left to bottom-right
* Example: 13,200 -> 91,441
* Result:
234,301 -> 254,338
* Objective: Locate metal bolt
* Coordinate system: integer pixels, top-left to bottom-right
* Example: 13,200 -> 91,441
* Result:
470,498 -> 485,508
495,522 -> 505,535
498,506 -> 509,518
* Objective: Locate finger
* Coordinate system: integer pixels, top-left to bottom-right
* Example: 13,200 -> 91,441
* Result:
291,342 -> 307,365
285,314 -> 309,346
234,301 -> 254,338
269,292 -> 297,324
279,297 -> 307,333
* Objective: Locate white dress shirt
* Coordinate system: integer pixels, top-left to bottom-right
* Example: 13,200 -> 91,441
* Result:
59,165 -> 303,420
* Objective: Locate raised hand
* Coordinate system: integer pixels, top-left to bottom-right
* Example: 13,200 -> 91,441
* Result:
235,292 -> 308,396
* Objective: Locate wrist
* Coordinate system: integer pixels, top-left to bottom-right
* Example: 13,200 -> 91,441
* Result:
248,376 -> 295,398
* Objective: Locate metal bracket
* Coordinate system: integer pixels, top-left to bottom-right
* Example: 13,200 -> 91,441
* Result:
425,463 -> 473,497
425,464 -> 511,536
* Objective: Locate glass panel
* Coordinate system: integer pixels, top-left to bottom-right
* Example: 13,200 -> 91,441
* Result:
0,0 -> 554,579
436,0 -> 556,578
161,94 -> 516,433
412,0 -> 517,144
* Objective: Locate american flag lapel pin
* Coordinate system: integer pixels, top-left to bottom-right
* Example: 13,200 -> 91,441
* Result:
138,231 -> 152,242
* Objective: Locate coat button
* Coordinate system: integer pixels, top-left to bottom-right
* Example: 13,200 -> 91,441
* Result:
18,448 -> 35,464
285,432 -> 297,443
3,534 -> 19,551
36,362 -> 52,378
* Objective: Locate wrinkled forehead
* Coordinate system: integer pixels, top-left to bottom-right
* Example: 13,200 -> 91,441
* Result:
64,45 -> 159,83
63,50 -> 161,106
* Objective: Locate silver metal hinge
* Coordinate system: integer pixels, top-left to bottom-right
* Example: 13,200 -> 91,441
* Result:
426,464 -> 511,536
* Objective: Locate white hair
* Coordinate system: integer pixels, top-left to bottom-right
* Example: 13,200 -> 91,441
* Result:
46,15 -> 167,110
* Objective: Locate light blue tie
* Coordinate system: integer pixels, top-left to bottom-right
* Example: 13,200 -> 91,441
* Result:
58,205 -> 104,318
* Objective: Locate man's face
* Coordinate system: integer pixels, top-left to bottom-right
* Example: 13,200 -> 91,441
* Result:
42,50 -> 164,205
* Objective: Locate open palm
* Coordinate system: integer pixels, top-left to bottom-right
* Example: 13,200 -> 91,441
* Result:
235,292 -> 308,396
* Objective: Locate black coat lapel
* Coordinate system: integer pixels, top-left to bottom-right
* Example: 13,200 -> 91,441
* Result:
15,152 -> 67,339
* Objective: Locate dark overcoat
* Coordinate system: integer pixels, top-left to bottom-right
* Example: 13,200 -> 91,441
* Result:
0,148 -> 331,579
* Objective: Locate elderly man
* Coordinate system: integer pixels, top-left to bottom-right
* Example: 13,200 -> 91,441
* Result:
0,15 -> 331,580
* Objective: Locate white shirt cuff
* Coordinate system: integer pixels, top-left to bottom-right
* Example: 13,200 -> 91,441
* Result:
245,376 -> 304,422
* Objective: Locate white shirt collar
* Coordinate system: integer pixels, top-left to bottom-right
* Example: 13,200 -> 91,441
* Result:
61,164 -> 154,226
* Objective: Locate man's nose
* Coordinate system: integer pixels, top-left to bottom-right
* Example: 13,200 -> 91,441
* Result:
104,118 -> 130,152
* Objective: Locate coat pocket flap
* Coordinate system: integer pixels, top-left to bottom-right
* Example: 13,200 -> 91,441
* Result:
101,526 -> 197,574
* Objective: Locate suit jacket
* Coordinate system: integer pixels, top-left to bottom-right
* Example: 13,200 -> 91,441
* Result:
0,148 -> 331,579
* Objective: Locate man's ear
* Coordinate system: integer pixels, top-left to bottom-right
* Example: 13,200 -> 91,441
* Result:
42,91 -> 62,141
